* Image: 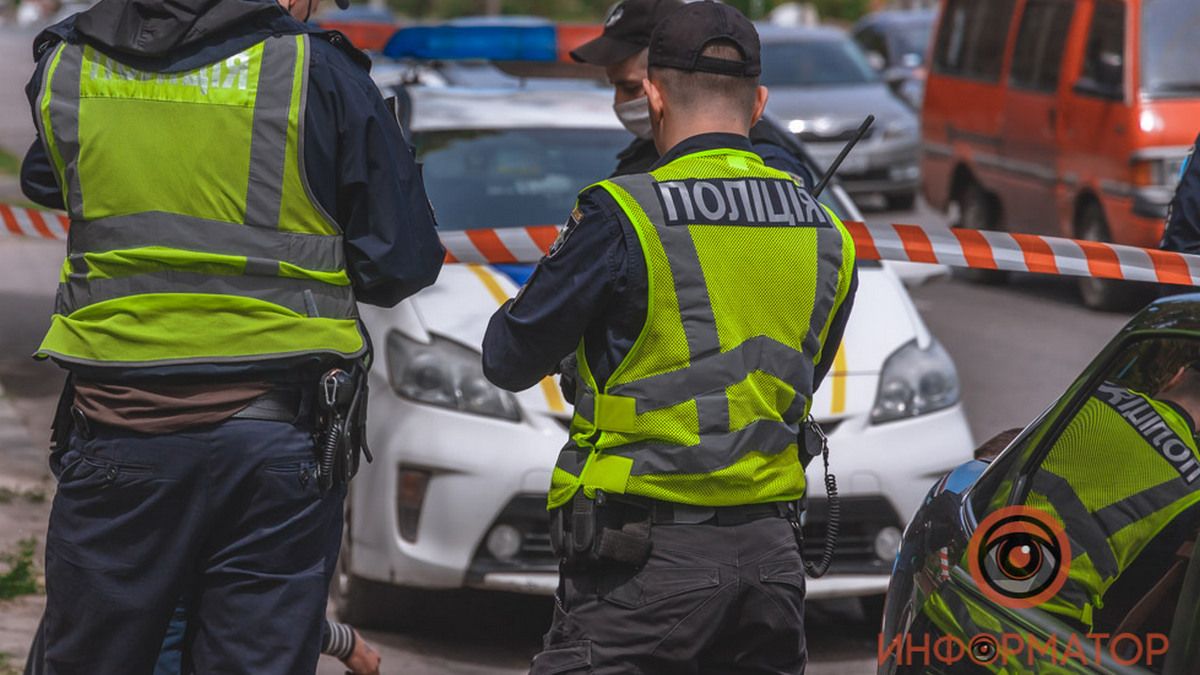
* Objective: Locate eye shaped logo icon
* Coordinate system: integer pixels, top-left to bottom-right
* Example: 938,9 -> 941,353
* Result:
967,506 -> 1071,608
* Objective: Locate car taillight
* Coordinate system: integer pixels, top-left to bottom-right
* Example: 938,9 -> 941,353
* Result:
397,468 -> 431,543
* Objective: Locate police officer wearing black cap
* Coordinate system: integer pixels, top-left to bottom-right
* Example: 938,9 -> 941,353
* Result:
483,3 -> 857,673
571,0 -> 816,184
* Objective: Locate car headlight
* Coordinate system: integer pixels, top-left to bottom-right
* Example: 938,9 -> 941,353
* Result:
386,330 -> 521,422
882,118 -> 918,141
871,338 -> 960,424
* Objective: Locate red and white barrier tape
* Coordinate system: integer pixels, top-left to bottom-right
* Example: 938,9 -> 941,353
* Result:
1,204 -> 70,241
5,203 -> 1197,285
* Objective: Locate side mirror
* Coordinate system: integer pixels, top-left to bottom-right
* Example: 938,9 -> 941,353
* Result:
866,51 -> 886,72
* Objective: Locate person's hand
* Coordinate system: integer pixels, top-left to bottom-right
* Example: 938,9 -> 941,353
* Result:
556,353 -> 578,405
341,629 -> 381,675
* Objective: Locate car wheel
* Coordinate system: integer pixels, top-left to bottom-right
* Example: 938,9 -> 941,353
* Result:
952,181 -> 1008,285
331,516 -> 436,630
331,524 -> 396,628
1076,202 -> 1155,312
885,192 -> 917,211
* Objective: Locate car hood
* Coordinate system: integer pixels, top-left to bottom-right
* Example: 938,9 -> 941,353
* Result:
765,83 -> 914,133
376,262 -> 929,423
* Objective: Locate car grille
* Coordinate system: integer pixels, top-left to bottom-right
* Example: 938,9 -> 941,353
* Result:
801,495 -> 901,575
467,488 -> 897,580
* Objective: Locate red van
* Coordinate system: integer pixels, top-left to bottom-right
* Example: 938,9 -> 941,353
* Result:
921,0 -> 1200,309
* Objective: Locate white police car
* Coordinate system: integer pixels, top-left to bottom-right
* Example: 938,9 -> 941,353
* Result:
333,32 -> 973,627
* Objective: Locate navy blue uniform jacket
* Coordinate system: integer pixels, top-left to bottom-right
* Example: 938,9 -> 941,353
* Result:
1162,136 -> 1200,255
482,132 -> 858,396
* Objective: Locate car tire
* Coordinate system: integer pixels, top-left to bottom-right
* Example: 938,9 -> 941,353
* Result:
1076,202 -> 1155,312
331,515 -> 434,630
885,192 -> 917,211
952,181 -> 1008,285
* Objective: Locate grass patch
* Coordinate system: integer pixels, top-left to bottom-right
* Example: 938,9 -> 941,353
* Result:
0,651 -> 17,675
0,538 -> 39,600
0,147 -> 18,176
0,486 -> 47,505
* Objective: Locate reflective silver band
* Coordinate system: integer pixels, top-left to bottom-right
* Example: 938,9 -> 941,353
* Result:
47,44 -> 84,216
1031,471 -> 1120,580
1092,477 -> 1199,536
608,418 -> 799,475
245,36 -> 296,228
609,174 -> 731,432
608,335 -> 814,412
807,214 -> 846,364
554,440 -> 589,475
58,271 -> 357,319
69,211 -> 344,271
294,36 -> 340,230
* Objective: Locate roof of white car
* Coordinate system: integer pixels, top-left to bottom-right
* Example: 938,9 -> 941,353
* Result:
406,85 -> 623,133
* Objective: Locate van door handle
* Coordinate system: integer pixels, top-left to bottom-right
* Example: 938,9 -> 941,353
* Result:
1048,108 -> 1058,128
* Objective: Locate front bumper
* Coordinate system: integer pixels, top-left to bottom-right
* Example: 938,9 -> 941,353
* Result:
806,136 -> 921,196
351,391 -> 972,600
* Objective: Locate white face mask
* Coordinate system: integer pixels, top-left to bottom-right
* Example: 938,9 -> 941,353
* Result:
614,96 -> 654,140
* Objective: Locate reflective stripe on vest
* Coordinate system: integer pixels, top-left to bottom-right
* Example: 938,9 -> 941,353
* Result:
33,35 -> 364,367
1026,387 -> 1200,629
549,149 -> 856,509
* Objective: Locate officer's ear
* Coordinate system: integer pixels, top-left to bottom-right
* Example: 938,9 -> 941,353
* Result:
644,77 -> 665,123
749,85 -> 769,127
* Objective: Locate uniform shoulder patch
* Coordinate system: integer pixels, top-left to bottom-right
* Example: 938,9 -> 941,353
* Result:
548,206 -> 584,258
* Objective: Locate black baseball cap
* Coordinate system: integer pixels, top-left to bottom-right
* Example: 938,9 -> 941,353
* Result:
648,1 -> 761,77
570,0 -> 684,66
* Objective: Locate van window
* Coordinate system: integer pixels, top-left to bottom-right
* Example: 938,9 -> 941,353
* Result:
1009,0 -> 1075,92
1142,0 -> 1200,98
933,0 -> 1016,82
1078,0 -> 1125,97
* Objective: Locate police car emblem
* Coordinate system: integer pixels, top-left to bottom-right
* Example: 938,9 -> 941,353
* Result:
605,4 -> 625,27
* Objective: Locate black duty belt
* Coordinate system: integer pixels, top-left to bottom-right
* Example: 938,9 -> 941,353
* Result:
231,389 -> 304,423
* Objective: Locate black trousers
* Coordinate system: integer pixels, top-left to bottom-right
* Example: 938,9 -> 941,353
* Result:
531,516 -> 807,675
40,419 -> 344,675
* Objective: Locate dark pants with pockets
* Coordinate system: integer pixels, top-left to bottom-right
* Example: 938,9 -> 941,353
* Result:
41,418 -> 344,675
530,516 -> 808,675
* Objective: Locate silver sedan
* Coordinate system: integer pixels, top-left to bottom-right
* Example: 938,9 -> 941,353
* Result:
759,24 -> 921,211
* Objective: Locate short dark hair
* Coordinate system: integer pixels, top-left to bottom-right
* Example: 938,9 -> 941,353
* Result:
648,40 -> 759,121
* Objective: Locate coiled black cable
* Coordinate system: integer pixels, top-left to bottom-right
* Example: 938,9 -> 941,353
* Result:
318,418 -> 342,490
803,434 -> 839,578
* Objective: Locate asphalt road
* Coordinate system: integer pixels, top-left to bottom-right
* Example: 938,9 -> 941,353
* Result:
0,24 -> 1138,675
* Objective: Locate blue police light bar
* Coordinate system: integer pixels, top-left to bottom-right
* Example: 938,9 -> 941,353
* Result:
383,25 -> 559,61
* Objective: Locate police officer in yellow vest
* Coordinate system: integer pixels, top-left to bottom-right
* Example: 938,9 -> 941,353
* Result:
483,3 -> 857,672
1027,367 -> 1200,632
19,0 -> 443,671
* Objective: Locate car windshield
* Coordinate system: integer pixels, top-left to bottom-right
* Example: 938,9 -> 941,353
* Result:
761,38 -> 880,87
413,128 -> 629,231
891,22 -> 932,64
1142,0 -> 1200,97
